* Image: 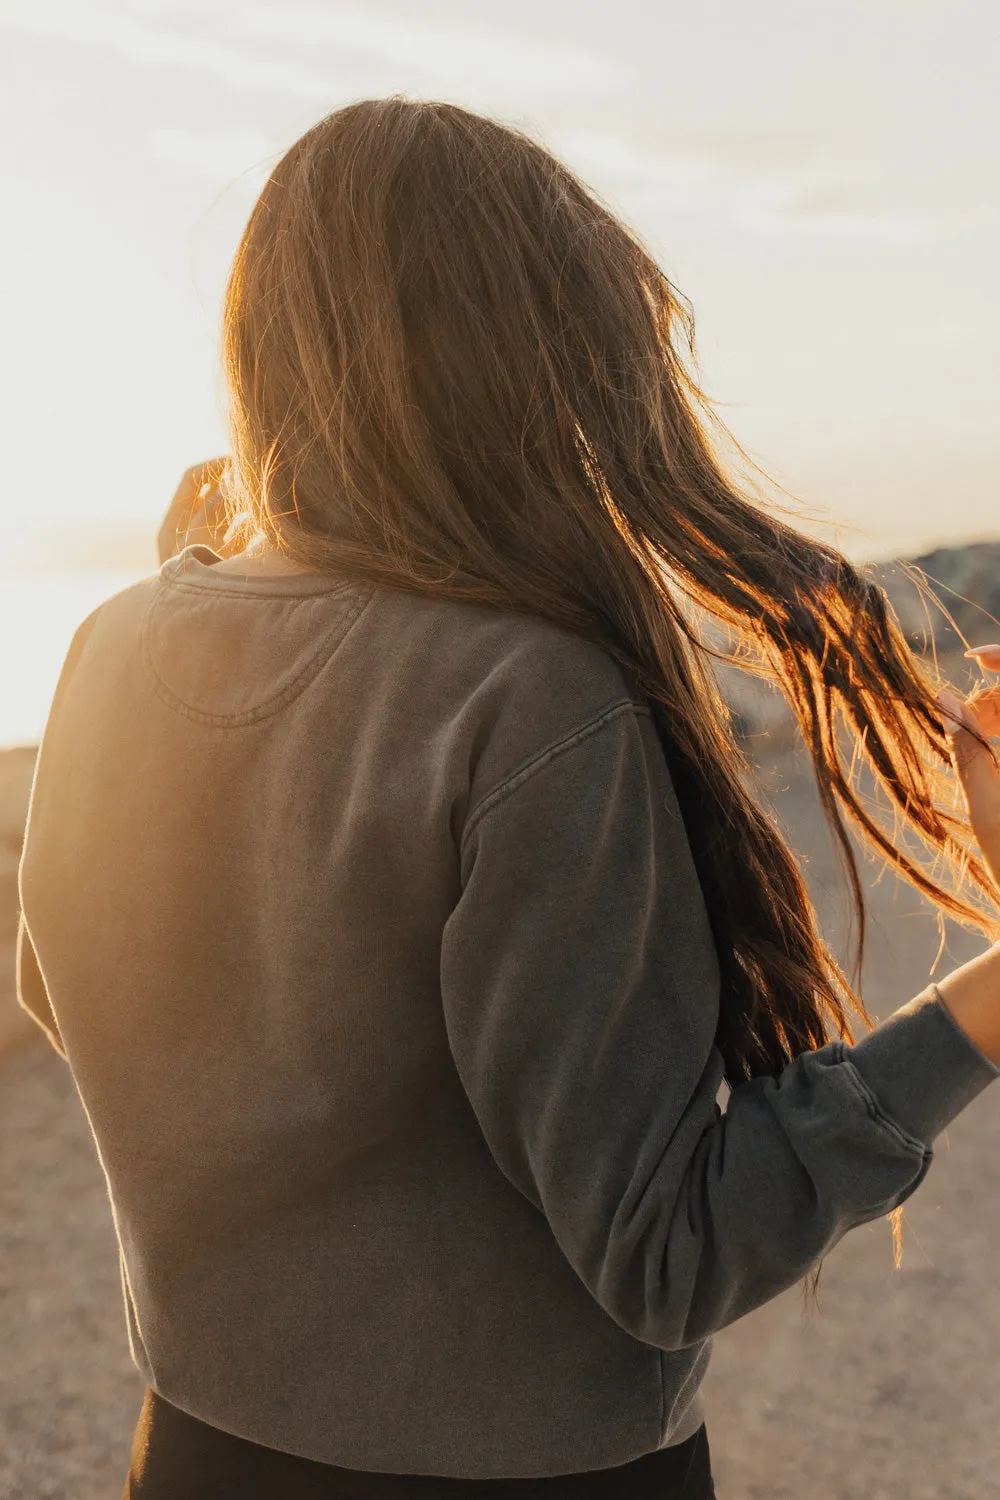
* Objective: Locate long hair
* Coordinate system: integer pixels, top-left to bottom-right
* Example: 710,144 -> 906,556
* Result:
219,96 -> 999,1303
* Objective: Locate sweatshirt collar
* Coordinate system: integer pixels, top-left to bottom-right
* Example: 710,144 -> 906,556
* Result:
160,544 -> 356,599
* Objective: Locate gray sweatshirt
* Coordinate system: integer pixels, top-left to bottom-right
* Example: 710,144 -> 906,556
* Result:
16,543 -> 999,1480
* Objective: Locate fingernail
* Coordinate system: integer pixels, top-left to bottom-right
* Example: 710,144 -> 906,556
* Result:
965,644 -> 1000,657
936,689 -> 964,724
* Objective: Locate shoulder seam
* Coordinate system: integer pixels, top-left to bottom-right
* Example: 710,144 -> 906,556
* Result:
460,698 -> 652,855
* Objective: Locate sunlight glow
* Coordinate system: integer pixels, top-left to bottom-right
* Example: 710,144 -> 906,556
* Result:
2,0 -> 997,744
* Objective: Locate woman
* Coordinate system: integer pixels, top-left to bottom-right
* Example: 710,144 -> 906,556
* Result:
15,97 -> 1000,1499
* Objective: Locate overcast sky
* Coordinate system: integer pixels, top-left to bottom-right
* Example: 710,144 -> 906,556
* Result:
2,0 -> 997,571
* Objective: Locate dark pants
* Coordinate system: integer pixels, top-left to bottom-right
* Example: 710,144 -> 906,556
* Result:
123,1386 -> 717,1499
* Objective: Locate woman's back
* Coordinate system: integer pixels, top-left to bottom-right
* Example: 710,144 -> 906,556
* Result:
18,542 -> 714,1476
19,541 -> 995,1482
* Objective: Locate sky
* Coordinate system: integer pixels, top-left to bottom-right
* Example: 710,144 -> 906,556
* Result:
0,0 -> 998,740
1,0 -> 998,571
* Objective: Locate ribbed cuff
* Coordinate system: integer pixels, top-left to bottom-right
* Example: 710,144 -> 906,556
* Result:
844,984 -> 1000,1147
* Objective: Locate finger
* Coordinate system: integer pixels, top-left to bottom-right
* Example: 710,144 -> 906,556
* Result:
183,490 -> 230,545
159,459 -> 230,542
938,690 -> 1000,830
167,457 -> 230,516
965,644 -> 1000,669
966,685 -> 1000,738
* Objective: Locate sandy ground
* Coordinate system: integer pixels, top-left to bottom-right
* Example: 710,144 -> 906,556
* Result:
2,734 -> 999,1498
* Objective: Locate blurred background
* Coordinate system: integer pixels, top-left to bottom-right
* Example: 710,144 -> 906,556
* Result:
2,3 -> 1000,1497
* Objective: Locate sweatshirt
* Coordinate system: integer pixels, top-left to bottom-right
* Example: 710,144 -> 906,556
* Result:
15,542 -> 999,1480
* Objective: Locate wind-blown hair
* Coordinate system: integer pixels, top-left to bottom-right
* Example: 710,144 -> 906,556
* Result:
220,95 -> 999,1301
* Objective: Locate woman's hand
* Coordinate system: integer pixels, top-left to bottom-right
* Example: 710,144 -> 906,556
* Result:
937,647 -> 1000,895
156,457 -> 235,566
927,647 -> 1000,1064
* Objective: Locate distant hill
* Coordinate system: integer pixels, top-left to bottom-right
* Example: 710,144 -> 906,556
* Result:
12,521 -> 158,574
715,538 -> 1000,744
871,539 -> 1000,655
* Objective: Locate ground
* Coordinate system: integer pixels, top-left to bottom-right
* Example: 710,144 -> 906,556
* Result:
2,734 -> 999,1498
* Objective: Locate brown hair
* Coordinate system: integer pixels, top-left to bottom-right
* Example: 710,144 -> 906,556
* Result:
220,95 -> 999,1301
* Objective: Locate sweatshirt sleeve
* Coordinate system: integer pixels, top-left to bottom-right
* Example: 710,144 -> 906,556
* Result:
16,909 -> 68,1061
439,701 -> 999,1352
14,605 -> 104,1066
